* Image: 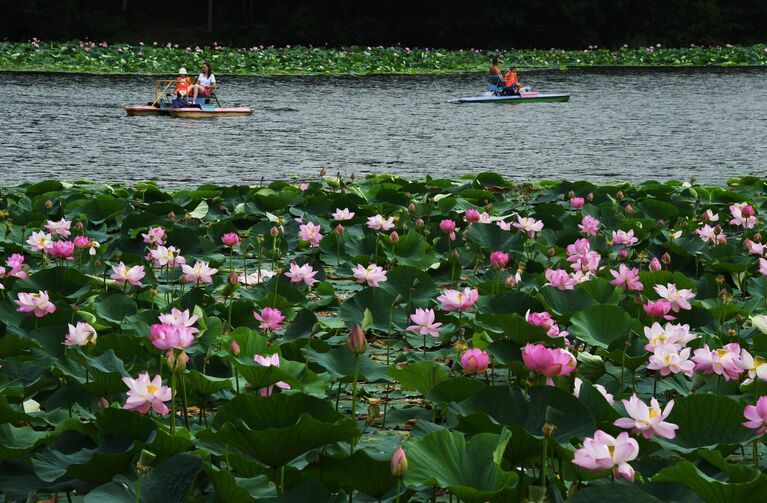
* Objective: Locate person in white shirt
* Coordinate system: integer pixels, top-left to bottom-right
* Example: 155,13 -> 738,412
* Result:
189,62 -> 217,103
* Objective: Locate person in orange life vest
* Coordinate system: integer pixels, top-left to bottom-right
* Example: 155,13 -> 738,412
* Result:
502,66 -> 520,95
174,67 -> 192,98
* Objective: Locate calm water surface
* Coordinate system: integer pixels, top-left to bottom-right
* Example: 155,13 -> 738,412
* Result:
1,69 -> 766,185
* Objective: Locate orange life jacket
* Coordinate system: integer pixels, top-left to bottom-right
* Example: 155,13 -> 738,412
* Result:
175,76 -> 191,95
504,70 -> 517,86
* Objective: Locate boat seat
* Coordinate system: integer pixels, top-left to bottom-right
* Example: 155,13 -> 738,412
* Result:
486,75 -> 502,91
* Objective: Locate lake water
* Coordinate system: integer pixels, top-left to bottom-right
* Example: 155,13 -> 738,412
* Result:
1,69 -> 766,185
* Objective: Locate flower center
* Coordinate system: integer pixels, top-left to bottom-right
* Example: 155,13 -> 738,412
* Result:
146,384 -> 157,394
649,407 -> 660,418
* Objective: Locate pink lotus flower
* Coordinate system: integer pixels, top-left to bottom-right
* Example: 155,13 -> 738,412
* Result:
642,322 -> 696,352
526,310 -> 566,338
406,308 -> 442,337
122,372 -> 171,415
729,202 -> 757,229
298,221 -> 323,247
254,307 -> 285,331
610,264 -> 643,291
221,232 -> 241,246
692,343 -> 745,381
436,287 -> 478,312
73,235 -> 91,248
574,377 -> 614,404
654,283 -> 695,312
649,257 -> 662,272
489,250 -> 509,270
743,396 -> 767,434
695,224 -> 727,245
141,226 -> 166,246
285,262 -> 318,287
367,214 -> 395,231
111,262 -> 145,286
570,196 -> 585,208
744,239 -> 766,256
64,322 -> 97,347
6,253 -> 25,275
477,212 -> 492,224
512,215 -> 544,238
566,239 -> 601,273
578,215 -> 600,236
460,348 -> 489,373
647,345 -> 695,377
253,353 -> 291,396
440,219 -> 457,241
643,299 -> 673,319
741,349 -> 767,384
521,343 -> 577,385
573,430 -> 639,482
45,218 -> 72,238
497,220 -> 512,231
760,258 -> 767,277
544,269 -> 577,290
701,209 -> 719,222
332,208 -> 355,221
47,240 -> 75,259
614,394 -> 678,439
464,208 -> 480,223
149,246 -> 186,267
181,261 -> 218,284
148,323 -> 195,350
352,263 -> 388,287
612,229 -> 639,247
15,291 -> 56,317
27,231 -> 52,253
158,307 -> 199,332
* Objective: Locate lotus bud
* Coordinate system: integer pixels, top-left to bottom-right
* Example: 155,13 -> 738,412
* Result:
719,289 -> 733,303
505,274 -> 517,288
617,248 -> 628,260
75,221 -> 84,231
615,191 -> 624,201
547,247 -> 556,257
587,192 -> 594,202
350,172 -> 356,181
389,231 -> 399,243
319,167 -> 327,176
228,271 -> 239,284
715,274 -> 725,286
98,397 -> 109,409
649,257 -> 661,272
136,449 -> 156,476
542,423 -> 556,437
742,204 -> 756,218
347,324 -> 367,354
178,275 -> 188,284
44,199 -> 53,209
567,191 -> 575,199
624,203 -> 633,215
755,232 -> 763,242
230,340 -> 241,356
690,176 -> 697,184
408,203 -> 416,214
451,249 -> 460,260
728,328 -> 737,338
485,202 -> 493,212
167,349 -> 188,373
714,224 -> 722,234
335,224 -> 344,235
415,218 -> 424,228
391,446 -> 408,477
270,226 -> 279,237
661,251 -> 671,264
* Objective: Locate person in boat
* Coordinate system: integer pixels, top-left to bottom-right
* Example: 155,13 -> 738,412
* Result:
174,68 -> 192,98
488,57 -> 503,87
501,66 -> 521,96
188,62 -> 217,104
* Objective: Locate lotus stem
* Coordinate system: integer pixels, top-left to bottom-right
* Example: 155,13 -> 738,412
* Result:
135,476 -> 142,503
350,353 -> 360,453
395,479 -> 401,503
540,436 -> 548,489
170,371 -> 176,435
180,373 -> 190,429
280,465 -> 285,495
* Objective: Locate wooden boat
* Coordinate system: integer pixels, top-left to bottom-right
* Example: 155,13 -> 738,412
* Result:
168,107 -> 253,118
124,79 -> 252,118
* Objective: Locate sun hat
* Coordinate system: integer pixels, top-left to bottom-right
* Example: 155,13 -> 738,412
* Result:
178,67 -> 187,75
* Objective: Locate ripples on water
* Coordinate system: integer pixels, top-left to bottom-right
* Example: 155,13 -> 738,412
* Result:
1,69 -> 766,185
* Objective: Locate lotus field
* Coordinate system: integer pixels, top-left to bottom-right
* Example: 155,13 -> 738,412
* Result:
4,174 -> 767,502
4,41 -> 767,75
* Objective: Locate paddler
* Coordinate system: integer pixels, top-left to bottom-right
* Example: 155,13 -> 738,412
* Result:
489,57 -> 502,79
502,66 -> 521,95
174,67 -> 192,98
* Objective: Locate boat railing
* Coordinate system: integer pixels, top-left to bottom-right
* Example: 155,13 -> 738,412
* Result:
152,80 -> 176,106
